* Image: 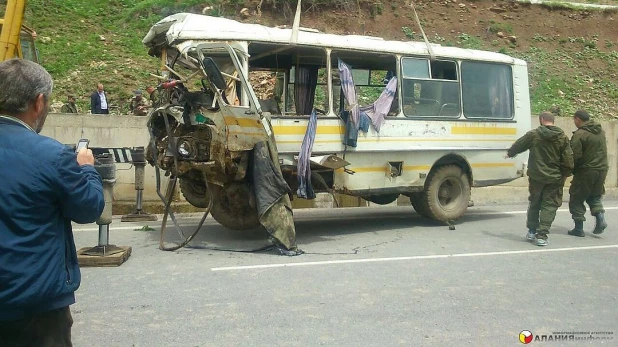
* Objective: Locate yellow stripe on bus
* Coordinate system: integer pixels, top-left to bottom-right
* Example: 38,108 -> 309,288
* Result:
336,163 -> 513,173
224,116 -> 262,128
273,125 -> 344,135
451,126 -> 517,135
273,125 -> 516,136
276,138 -> 514,144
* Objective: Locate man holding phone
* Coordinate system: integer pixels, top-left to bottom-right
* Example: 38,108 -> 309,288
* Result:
0,59 -> 105,346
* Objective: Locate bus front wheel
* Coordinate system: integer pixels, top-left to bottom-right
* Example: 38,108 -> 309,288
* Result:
421,165 -> 471,222
210,182 -> 261,230
179,177 -> 210,208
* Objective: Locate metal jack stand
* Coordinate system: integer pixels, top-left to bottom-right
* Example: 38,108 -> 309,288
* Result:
121,146 -> 158,222
77,154 -> 132,267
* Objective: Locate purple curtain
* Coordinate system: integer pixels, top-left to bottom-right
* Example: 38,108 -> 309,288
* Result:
296,109 -> 317,199
337,59 -> 359,127
359,76 -> 397,132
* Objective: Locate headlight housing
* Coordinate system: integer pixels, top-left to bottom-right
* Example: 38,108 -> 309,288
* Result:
177,140 -> 193,158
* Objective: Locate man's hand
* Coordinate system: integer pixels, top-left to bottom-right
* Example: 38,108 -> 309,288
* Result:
504,153 -> 512,159
77,148 -> 95,166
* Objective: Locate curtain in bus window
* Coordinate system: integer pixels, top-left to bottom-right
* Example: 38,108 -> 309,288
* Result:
359,76 -> 398,132
337,59 -> 360,127
294,65 -> 318,116
297,109 -> 317,199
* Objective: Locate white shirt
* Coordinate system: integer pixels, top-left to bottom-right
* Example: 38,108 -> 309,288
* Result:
99,91 -> 108,110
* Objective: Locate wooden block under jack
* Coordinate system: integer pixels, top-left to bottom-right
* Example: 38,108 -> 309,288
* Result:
77,246 -> 132,267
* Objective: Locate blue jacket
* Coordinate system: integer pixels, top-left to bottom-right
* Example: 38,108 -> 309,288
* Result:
0,116 -> 105,321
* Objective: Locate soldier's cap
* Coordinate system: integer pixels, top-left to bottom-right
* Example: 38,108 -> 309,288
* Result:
134,90 -> 143,95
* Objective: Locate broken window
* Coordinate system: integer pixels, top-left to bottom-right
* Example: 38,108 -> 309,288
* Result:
461,62 -> 513,119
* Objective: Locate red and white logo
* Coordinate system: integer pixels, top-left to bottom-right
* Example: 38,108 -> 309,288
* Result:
519,330 -> 533,344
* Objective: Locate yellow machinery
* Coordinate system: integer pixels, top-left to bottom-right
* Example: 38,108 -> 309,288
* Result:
0,0 -> 38,62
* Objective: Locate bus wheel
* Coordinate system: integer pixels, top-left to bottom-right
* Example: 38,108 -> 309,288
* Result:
410,192 -> 431,218
425,165 -> 471,221
179,178 -> 210,208
210,182 -> 261,230
364,194 -> 399,205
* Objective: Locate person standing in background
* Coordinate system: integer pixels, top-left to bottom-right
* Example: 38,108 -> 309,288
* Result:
90,83 -> 108,114
61,95 -> 78,113
567,110 -> 609,237
506,111 -> 574,247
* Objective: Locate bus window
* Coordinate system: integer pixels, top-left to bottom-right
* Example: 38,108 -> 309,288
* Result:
401,58 -> 460,118
285,65 -> 328,116
20,32 -> 38,63
461,61 -> 513,119
330,50 -> 398,117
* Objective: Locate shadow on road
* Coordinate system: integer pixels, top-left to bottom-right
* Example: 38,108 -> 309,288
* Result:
146,206 -> 519,251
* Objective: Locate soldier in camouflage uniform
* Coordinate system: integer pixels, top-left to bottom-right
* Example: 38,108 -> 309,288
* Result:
507,112 -> 574,246
567,110 -> 608,237
60,95 -> 78,113
129,90 -> 150,116
146,86 -> 160,108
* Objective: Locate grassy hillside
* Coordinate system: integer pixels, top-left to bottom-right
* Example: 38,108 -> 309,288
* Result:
3,0 -> 618,118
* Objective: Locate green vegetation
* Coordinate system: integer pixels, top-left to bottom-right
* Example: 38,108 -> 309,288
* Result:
401,26 -> 415,39
488,21 -> 513,35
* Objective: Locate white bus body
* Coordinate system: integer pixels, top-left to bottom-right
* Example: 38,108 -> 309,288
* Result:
143,13 -> 531,227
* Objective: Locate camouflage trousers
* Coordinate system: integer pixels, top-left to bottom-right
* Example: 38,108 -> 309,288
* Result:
569,169 -> 607,221
527,178 -> 564,239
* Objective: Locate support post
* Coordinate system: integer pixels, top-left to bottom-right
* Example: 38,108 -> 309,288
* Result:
77,153 -> 132,267
121,147 -> 157,222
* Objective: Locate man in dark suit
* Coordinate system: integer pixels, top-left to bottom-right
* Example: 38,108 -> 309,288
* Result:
90,83 -> 109,114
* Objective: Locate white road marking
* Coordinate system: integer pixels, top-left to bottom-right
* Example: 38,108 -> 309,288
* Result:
73,206 -> 618,232
211,244 -> 618,272
477,206 -> 618,215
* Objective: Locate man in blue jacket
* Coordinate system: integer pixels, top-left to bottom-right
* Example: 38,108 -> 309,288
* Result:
0,59 -> 105,346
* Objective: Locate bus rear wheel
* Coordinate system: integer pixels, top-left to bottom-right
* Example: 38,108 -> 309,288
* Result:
210,182 -> 261,230
410,192 -> 431,218
418,165 -> 471,222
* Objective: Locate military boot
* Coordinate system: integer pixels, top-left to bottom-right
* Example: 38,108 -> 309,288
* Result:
593,212 -> 608,235
568,220 -> 585,237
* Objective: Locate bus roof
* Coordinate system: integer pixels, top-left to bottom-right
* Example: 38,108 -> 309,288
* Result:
143,13 -> 524,66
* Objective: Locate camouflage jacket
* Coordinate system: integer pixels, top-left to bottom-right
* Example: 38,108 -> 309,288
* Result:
507,125 -> 574,183
571,120 -> 608,172
129,97 -> 150,116
60,103 -> 78,113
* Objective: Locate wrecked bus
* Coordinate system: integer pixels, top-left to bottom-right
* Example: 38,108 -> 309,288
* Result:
142,13 -> 531,247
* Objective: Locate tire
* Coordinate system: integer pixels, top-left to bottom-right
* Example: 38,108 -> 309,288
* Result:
179,178 -> 210,208
410,192 -> 431,218
364,194 -> 399,205
210,182 -> 261,230
423,165 -> 471,221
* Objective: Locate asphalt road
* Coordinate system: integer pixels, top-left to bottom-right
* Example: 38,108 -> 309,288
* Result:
71,201 -> 618,347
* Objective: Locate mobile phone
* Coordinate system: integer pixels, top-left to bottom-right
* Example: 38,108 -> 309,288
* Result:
76,139 -> 89,153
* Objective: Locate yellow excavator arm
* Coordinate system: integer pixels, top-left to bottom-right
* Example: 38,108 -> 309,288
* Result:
1,0 -> 38,62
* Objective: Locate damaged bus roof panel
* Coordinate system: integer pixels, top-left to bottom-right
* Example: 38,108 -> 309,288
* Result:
142,13 -> 523,66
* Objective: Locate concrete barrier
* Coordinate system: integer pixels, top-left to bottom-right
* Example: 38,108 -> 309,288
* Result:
42,114 -> 618,210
